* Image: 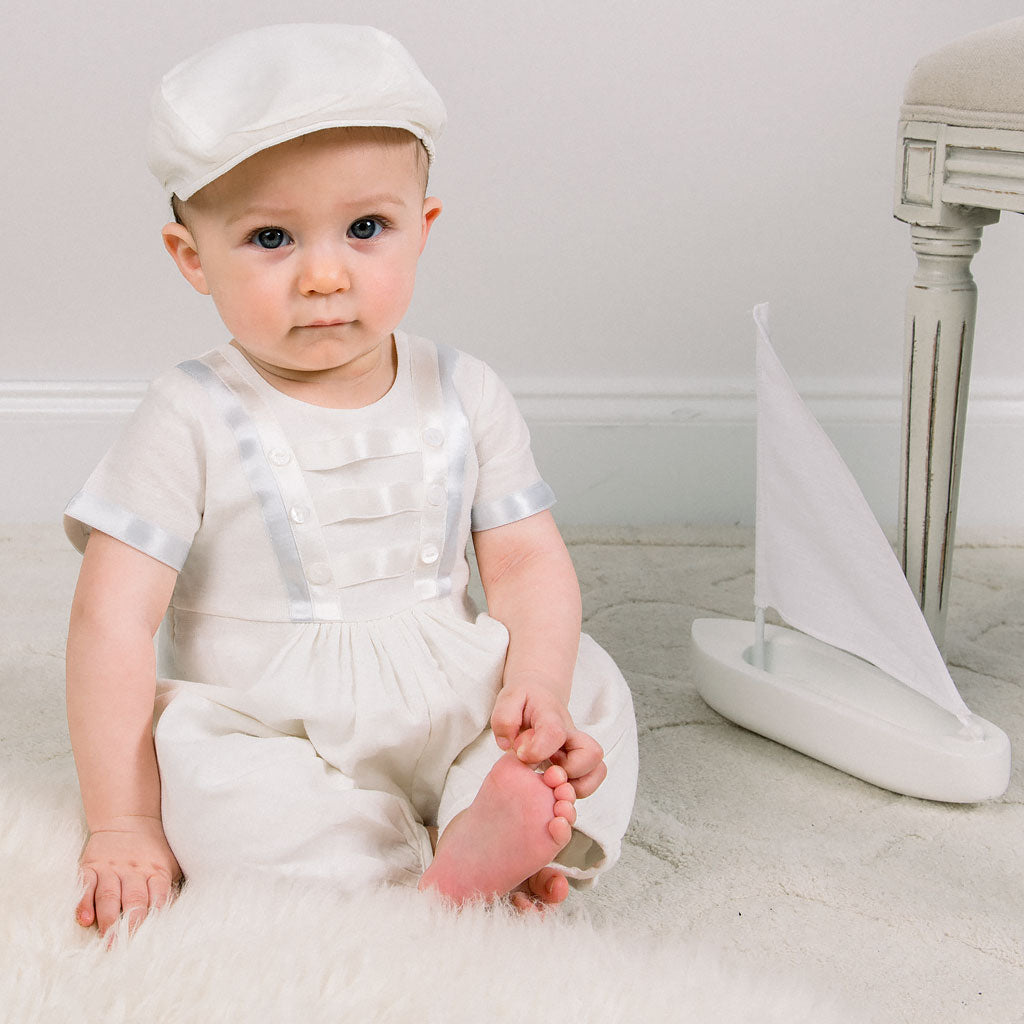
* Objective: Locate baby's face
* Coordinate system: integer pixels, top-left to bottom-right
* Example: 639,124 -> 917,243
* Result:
163,129 -> 441,388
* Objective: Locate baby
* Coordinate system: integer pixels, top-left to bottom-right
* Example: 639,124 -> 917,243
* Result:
64,24 -> 638,936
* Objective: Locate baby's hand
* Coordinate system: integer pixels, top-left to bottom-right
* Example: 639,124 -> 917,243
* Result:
548,729 -> 607,798
76,816 -> 182,939
490,684 -> 608,798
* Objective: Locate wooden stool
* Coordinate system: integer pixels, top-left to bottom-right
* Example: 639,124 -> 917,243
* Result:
895,17 -> 1024,648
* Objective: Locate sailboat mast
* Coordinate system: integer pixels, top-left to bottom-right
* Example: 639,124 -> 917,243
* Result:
753,605 -> 766,670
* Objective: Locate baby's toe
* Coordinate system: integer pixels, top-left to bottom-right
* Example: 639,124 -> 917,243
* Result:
541,764 -> 568,788
553,800 -> 576,827
510,890 -> 543,914
552,781 -> 576,805
528,867 -> 570,905
548,814 -> 573,847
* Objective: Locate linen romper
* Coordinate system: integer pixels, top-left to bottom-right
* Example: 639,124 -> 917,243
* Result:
64,333 -> 638,891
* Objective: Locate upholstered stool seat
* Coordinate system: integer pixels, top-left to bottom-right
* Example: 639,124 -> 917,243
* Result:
894,17 -> 1024,648
902,19 -> 1024,130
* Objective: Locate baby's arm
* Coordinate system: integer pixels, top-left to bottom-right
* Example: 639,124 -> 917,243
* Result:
66,530 -> 181,936
473,510 -> 606,797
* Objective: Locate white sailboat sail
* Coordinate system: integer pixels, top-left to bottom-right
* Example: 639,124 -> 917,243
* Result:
751,303 -> 971,724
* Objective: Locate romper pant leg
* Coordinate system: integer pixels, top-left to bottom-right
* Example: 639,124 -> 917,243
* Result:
155,690 -> 433,891
434,633 -> 638,886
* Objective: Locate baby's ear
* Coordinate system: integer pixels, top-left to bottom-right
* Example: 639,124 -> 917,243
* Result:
161,223 -> 210,295
419,196 -> 442,254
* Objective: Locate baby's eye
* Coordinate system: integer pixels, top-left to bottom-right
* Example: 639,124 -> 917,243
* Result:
348,218 -> 385,241
250,227 -> 292,249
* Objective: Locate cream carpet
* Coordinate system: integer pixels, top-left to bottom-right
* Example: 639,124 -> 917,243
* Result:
2,523 -> 1021,1024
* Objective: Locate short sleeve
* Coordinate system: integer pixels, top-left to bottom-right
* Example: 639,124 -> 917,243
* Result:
63,370 -> 206,569
459,357 -> 555,532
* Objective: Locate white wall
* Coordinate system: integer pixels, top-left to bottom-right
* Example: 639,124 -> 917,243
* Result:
3,1 -> 1023,533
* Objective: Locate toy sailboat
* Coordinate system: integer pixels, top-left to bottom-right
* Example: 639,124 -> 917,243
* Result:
691,304 -> 1010,803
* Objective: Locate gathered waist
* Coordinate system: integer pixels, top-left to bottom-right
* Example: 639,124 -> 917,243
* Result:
164,589 -> 479,628
157,594 -> 509,695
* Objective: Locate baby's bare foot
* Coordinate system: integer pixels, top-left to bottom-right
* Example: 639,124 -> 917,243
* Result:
419,753 -> 576,905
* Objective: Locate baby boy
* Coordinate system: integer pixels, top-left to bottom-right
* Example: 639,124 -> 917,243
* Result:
65,24 -> 638,936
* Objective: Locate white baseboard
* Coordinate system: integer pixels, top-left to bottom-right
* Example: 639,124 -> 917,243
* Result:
4,378 -> 1022,540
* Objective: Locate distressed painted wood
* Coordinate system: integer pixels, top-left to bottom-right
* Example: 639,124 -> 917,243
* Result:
894,117 -> 1016,648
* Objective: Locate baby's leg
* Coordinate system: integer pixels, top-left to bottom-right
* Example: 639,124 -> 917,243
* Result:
418,753 -> 576,905
156,692 -> 433,891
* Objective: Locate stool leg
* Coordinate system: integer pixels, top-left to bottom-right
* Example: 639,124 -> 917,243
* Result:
899,224 -> 982,651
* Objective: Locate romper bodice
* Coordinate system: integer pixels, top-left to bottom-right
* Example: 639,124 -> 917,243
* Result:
175,335 -> 479,623
64,332 -> 556,627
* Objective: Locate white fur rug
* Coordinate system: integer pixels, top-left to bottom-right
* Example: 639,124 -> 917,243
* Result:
1,764 -> 831,1024
6,523 -> 1024,1023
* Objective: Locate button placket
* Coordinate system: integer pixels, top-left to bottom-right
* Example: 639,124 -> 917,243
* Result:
408,342 -> 451,602
260,434 -> 340,618
415,419 -> 448,601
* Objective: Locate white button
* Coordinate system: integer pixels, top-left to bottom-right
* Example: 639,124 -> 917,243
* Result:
423,428 -> 445,447
268,448 -> 291,466
420,544 -> 440,565
289,506 -> 308,524
307,562 -> 331,585
427,484 -> 445,507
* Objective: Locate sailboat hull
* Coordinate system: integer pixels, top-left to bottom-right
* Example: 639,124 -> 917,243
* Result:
691,617 -> 1011,803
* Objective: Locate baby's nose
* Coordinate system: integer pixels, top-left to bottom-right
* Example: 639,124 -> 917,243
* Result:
298,245 -> 351,295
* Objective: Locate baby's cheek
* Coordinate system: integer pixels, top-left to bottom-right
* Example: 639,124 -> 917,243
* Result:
371,268 -> 418,316
221,295 -> 273,340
